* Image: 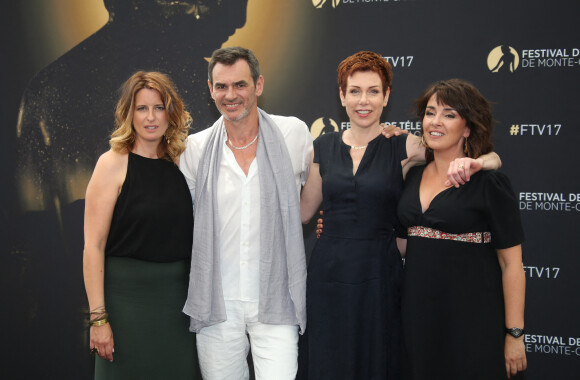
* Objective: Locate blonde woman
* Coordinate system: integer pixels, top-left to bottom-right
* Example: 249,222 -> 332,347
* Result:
83,71 -> 199,379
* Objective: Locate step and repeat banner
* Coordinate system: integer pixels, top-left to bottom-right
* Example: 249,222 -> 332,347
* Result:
1,0 -> 578,378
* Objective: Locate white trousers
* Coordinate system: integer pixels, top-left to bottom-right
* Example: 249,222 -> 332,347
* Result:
196,300 -> 299,380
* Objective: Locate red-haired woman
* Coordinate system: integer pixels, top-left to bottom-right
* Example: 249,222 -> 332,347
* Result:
299,53 -> 501,379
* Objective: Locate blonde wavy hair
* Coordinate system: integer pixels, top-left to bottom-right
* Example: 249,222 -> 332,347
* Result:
110,71 -> 191,163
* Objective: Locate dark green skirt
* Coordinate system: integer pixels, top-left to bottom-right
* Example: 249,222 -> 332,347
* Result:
95,256 -> 200,380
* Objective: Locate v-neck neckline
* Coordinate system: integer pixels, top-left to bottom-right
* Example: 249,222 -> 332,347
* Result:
340,130 -> 381,177
417,165 -> 455,214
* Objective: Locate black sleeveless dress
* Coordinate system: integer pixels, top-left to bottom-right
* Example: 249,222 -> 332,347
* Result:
299,131 -> 408,379
95,152 -> 200,379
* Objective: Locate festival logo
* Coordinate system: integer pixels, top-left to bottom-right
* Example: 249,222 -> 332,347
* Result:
312,0 -> 340,8
487,45 -> 520,73
310,117 -> 339,138
314,0 -> 413,9
313,118 -> 420,138
488,45 -> 580,72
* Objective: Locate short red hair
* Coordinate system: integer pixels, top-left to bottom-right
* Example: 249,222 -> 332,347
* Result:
337,51 -> 393,96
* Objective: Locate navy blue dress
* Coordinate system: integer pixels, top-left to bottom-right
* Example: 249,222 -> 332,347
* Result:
299,131 -> 408,379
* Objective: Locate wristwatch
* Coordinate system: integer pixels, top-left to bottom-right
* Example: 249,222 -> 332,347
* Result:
505,327 -> 525,338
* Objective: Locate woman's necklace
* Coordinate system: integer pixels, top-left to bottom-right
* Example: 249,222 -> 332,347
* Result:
228,134 -> 258,150
350,144 -> 367,150
348,125 -> 381,150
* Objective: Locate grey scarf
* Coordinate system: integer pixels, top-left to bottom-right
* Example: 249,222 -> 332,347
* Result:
184,108 -> 306,333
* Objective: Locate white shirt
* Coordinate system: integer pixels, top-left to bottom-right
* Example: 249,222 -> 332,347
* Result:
180,115 -> 313,302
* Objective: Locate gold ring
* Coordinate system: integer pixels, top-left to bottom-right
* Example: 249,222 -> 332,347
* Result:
458,164 -> 464,169
91,347 -> 99,355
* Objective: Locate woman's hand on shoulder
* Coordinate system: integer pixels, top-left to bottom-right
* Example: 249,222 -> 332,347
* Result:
380,123 -> 409,138
445,157 -> 482,188
505,335 -> 527,378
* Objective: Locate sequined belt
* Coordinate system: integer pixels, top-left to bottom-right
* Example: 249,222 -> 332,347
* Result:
407,226 -> 491,244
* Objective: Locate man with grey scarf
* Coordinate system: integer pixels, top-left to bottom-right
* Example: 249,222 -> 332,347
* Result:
180,46 -> 312,380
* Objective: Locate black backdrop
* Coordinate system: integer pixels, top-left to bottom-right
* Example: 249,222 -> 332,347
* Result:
2,1 -> 579,378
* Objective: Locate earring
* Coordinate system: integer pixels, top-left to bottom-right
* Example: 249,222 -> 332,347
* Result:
464,137 -> 468,154
421,135 -> 429,148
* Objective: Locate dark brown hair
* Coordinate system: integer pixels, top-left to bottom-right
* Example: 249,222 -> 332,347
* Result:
208,46 -> 260,85
414,78 -> 494,162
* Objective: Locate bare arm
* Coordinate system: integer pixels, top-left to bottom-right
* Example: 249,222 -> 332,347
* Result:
300,151 -> 323,224
83,150 -> 127,361
497,245 -> 527,378
478,151 -> 502,170
401,134 -> 502,186
401,134 -> 426,178
396,238 -> 407,258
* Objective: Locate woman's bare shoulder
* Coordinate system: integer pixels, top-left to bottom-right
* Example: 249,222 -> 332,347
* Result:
96,149 -> 128,170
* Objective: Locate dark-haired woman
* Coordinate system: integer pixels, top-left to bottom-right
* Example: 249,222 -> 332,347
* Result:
397,79 -> 527,379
